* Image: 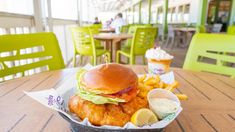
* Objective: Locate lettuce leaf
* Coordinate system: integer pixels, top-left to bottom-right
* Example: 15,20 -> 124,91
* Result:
75,68 -> 125,105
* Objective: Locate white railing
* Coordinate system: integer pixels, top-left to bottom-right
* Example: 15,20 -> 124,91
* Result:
0,12 -> 77,63
0,12 -> 78,81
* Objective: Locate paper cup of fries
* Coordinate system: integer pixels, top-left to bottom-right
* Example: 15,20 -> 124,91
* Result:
147,89 -> 180,119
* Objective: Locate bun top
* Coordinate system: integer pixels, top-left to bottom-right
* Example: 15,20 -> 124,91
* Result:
80,63 -> 138,94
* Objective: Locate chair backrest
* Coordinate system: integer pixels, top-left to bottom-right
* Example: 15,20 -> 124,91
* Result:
131,27 -> 157,55
0,32 -> 65,81
212,24 -> 222,33
227,25 -> 235,35
183,33 -> 235,77
90,24 -> 102,29
121,25 -> 129,33
70,27 -> 95,55
196,25 -> 206,33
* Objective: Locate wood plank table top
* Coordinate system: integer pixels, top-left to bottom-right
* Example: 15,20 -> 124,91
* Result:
93,33 -> 132,41
99,28 -> 115,33
0,66 -> 235,132
173,27 -> 196,32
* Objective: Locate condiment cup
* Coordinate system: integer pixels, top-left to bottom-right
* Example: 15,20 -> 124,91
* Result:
147,89 -> 180,119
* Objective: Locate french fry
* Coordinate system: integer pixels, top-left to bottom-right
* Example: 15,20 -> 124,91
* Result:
165,81 -> 179,91
137,82 -> 145,90
138,74 -> 146,82
176,94 -> 188,100
144,85 -> 154,91
158,81 -> 164,88
155,75 -> 160,83
144,78 -> 157,86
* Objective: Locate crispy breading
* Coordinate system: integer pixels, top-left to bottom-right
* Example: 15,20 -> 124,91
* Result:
68,95 -> 148,126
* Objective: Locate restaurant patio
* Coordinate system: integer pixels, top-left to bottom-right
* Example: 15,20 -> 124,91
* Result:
0,0 -> 235,132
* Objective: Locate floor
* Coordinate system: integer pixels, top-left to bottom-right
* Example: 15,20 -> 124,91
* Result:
69,45 -> 188,68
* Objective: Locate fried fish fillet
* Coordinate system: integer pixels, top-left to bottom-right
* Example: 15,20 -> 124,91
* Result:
68,95 -> 148,126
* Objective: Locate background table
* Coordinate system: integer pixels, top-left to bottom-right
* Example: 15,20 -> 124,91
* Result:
93,33 -> 132,61
1,66 -> 235,132
173,27 -> 196,48
99,29 -> 115,33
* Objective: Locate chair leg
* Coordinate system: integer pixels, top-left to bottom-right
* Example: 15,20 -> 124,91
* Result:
116,51 -> 120,63
73,54 -> 76,67
92,56 -> 97,66
79,55 -> 83,65
170,37 -> 175,50
106,52 -> 111,63
142,56 -> 146,65
130,56 -> 135,65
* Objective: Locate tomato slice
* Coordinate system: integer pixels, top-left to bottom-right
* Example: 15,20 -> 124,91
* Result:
101,87 -> 139,102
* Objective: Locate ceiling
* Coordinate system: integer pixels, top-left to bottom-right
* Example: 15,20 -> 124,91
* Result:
90,0 -> 137,12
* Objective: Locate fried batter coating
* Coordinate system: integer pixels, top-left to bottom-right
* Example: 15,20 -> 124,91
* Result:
68,95 -> 148,126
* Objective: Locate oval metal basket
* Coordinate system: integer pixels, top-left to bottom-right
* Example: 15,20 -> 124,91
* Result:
59,112 -> 165,132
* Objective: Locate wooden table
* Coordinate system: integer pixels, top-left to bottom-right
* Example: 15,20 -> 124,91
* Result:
1,66 -> 235,132
173,28 -> 196,48
99,28 -> 115,33
93,33 -> 132,61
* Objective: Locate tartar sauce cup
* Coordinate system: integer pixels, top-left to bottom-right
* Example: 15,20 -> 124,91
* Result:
147,89 -> 180,119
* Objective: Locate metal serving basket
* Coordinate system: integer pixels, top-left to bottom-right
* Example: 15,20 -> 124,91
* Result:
59,112 -> 164,132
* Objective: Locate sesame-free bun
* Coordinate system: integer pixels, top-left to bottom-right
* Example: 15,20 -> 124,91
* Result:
80,63 -> 138,94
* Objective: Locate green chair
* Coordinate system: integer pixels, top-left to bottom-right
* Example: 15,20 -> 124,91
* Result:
88,25 -> 104,49
227,25 -> 235,35
0,32 -> 65,81
116,27 -> 157,65
70,27 -> 110,66
183,33 -> 235,78
121,25 -> 138,49
196,25 -> 207,33
120,25 -> 129,33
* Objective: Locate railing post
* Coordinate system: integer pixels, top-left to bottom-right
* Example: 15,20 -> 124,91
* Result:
148,0 -> 152,24
230,0 -> 235,25
197,0 -> 208,26
132,6 -> 135,24
163,0 -> 168,35
139,1 -> 142,24
47,0 -> 53,31
33,0 -> 44,32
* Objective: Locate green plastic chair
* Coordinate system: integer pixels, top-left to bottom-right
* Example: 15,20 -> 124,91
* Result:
70,27 -> 110,66
87,26 -> 104,49
0,32 -> 65,81
183,33 -> 235,78
120,25 -> 129,33
227,25 -> 235,35
116,27 -> 157,65
196,25 -> 206,33
121,25 -> 138,49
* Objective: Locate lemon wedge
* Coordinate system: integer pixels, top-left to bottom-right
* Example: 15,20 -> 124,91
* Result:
131,108 -> 158,127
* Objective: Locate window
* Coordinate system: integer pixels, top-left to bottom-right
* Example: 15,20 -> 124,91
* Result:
134,4 -> 139,23
183,4 -> 190,22
157,7 -> 163,24
172,7 -> 177,22
0,0 -> 33,15
141,0 -> 149,24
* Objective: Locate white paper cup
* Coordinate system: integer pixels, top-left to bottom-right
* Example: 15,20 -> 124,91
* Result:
147,59 -> 172,75
147,89 -> 180,119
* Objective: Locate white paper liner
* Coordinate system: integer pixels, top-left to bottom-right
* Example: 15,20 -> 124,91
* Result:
24,64 -> 182,129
